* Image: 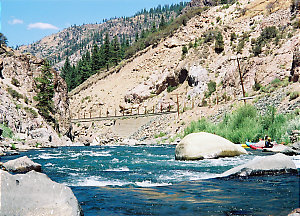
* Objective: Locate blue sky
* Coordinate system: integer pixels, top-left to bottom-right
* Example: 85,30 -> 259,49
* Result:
1,0 -> 187,47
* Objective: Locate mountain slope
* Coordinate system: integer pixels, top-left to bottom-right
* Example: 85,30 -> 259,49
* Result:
68,0 -> 299,143
18,3 -> 187,69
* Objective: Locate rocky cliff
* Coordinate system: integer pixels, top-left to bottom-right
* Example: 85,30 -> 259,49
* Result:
0,46 -> 71,150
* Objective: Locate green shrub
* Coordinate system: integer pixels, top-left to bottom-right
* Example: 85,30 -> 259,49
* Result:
205,80 -> 216,98
0,124 -> 14,138
154,132 -> 167,138
289,91 -> 299,101
167,85 -> 178,93
183,105 -> 297,144
7,87 -> 23,100
182,45 -> 188,57
252,81 -> 262,91
215,32 -> 224,53
11,77 -> 20,87
11,143 -> 16,150
24,107 -> 38,118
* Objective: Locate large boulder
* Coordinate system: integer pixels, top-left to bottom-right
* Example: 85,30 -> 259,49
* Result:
0,170 -> 83,216
219,153 -> 298,178
262,145 -> 299,156
175,132 -> 247,160
2,156 -> 41,173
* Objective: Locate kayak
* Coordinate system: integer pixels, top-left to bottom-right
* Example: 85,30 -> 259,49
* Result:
245,141 -> 265,150
238,144 -> 250,148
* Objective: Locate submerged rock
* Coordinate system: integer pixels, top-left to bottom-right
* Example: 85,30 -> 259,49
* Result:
262,145 -> 299,156
2,156 -> 41,173
219,153 -> 297,178
0,170 -> 83,216
175,132 -> 247,160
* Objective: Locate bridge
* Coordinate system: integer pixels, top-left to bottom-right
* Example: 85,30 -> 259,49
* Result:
71,110 -> 178,123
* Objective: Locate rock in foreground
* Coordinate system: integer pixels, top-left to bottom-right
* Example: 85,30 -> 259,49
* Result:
0,170 -> 83,216
175,132 -> 247,160
219,153 -> 297,178
2,156 -> 41,173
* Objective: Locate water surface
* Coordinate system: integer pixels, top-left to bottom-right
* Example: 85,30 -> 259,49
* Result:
2,145 -> 299,215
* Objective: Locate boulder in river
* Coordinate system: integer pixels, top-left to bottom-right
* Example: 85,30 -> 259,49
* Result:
0,170 -> 83,216
219,153 -> 298,178
262,144 -> 299,156
2,156 -> 41,173
175,132 -> 247,160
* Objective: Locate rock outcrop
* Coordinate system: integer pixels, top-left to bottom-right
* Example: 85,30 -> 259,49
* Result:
0,45 -> 70,148
262,144 -> 299,156
175,132 -> 247,160
2,156 -> 41,173
0,170 -> 83,216
219,153 -> 298,178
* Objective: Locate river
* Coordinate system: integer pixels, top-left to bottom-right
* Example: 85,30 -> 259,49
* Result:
1,145 -> 299,215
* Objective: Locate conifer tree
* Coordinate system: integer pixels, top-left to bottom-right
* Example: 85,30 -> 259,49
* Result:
60,56 -> 73,90
103,32 -> 111,70
111,35 -> 121,66
34,60 -> 55,123
159,15 -> 166,30
91,44 -> 101,71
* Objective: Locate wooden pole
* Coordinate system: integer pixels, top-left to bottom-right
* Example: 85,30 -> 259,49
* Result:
192,99 -> 194,109
145,106 -> 147,114
138,106 -> 140,115
160,104 -> 162,113
177,94 -> 179,117
78,113 -> 80,119
217,96 -> 219,105
84,112 -> 85,119
237,57 -> 246,105
106,108 -> 108,117
89,111 -> 91,118
123,109 -> 124,116
153,106 -> 155,114
115,109 -> 117,117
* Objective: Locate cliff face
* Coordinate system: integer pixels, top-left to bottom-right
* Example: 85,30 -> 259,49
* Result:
0,46 -> 70,147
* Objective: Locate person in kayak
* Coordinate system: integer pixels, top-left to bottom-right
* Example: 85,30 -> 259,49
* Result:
264,136 -> 273,148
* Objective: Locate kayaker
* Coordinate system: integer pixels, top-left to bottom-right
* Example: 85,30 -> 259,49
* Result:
264,137 -> 273,148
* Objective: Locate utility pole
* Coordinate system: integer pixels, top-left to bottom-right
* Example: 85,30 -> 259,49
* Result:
236,57 -> 246,105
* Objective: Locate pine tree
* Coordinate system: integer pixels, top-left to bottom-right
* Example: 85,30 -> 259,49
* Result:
159,15 -> 166,30
111,35 -> 121,66
34,61 -> 55,123
103,32 -> 111,70
60,56 -> 73,90
91,43 -> 101,71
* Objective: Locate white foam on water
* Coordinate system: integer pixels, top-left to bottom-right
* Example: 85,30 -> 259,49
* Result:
111,158 -> 119,163
38,153 -> 63,159
159,170 -> 217,182
70,153 -> 82,158
104,167 -> 130,172
90,151 -> 111,157
70,177 -> 130,187
135,180 -> 172,187
45,163 -> 53,166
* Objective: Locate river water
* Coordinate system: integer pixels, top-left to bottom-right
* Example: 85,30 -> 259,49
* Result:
1,145 -> 300,215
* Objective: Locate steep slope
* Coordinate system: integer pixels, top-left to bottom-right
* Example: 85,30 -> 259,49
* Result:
68,0 -> 299,143
18,3 -> 187,69
0,45 -> 71,151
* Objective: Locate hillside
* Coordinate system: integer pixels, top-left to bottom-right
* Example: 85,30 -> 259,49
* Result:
18,3 -> 187,70
67,0 -> 299,144
0,45 -> 72,154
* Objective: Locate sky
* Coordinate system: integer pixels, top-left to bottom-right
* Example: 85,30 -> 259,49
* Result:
1,0 -> 188,47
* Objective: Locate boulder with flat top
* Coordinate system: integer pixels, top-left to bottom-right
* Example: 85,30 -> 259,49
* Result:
2,156 -> 41,173
219,153 -> 298,178
175,132 -> 247,160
